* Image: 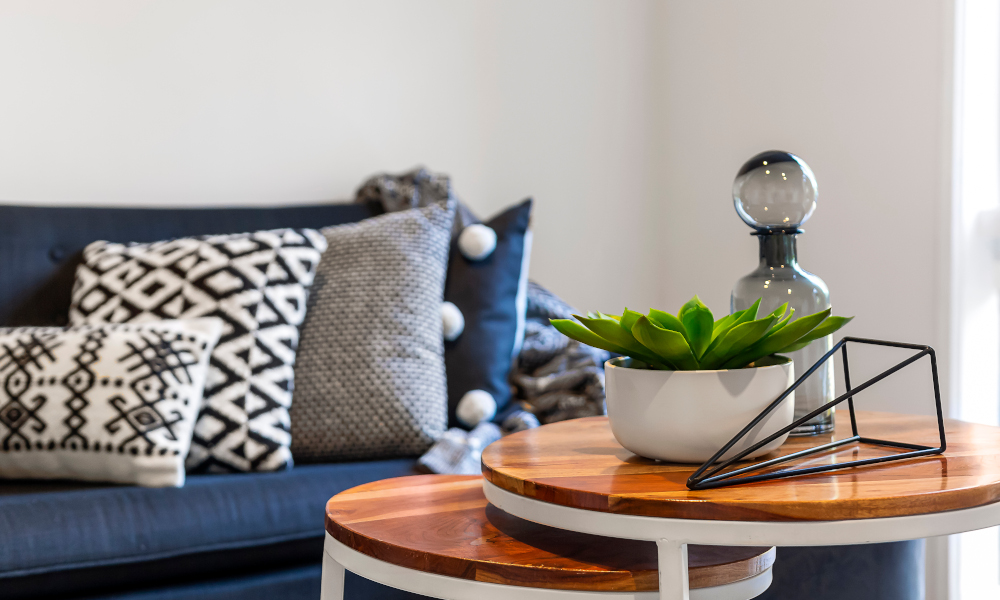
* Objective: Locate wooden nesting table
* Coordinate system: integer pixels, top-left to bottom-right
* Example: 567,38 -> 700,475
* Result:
322,475 -> 775,600
481,410 -> 1000,599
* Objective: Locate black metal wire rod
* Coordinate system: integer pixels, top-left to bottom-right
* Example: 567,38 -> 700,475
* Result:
857,437 -> 935,451
689,339 -> 848,483
687,337 -> 946,490
696,436 -> 861,483
693,345 -> 930,483
690,449 -> 943,490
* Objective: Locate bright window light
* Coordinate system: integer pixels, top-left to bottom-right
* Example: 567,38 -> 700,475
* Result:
952,0 -> 1000,597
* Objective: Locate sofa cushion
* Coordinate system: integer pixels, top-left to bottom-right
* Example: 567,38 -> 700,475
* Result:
0,319 -> 221,487
444,199 -> 533,426
352,170 -> 533,428
0,202 -> 381,327
0,459 -> 418,599
69,229 -> 329,474
291,202 -> 453,462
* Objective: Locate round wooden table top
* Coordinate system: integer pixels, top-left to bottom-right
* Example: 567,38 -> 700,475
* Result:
325,475 -> 774,592
480,411 -> 1000,522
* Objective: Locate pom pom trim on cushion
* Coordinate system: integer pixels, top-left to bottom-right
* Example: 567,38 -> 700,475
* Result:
458,224 -> 497,261
441,301 -> 465,341
456,389 -> 497,428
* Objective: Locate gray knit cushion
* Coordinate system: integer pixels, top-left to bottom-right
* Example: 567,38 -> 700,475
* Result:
290,201 -> 453,462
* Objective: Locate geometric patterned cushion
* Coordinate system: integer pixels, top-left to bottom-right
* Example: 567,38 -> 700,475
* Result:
68,229 -> 327,473
290,202 -> 453,462
0,318 -> 221,487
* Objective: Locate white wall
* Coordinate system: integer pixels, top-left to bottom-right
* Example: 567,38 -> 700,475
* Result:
0,0 -> 661,312
657,0 -> 954,418
0,2 -> 954,403
0,1 -> 956,401
0,0 -> 954,380
0,0 -> 957,404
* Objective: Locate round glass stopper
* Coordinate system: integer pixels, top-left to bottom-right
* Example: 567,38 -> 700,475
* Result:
733,150 -> 817,231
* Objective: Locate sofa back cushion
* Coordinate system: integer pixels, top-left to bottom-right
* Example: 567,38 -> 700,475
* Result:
0,202 -> 382,327
291,201 -> 453,462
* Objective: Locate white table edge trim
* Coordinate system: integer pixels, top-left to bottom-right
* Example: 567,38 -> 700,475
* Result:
321,531 -> 772,600
482,479 -> 1000,546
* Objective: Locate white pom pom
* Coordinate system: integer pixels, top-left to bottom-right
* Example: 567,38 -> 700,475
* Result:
458,224 -> 497,261
456,390 -> 496,427
441,301 -> 465,341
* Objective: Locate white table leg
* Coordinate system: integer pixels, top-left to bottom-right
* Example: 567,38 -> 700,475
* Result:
657,539 -> 690,600
321,549 -> 346,600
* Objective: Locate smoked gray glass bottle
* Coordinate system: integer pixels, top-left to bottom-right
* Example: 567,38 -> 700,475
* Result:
731,151 -> 834,435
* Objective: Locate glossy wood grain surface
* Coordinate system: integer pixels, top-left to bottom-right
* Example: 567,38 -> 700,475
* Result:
481,411 -> 1000,522
325,475 -> 774,591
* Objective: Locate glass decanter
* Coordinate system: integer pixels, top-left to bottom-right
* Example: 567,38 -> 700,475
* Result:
731,151 -> 834,435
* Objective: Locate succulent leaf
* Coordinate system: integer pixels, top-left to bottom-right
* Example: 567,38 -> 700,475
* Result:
574,314 -> 665,365
712,312 -> 739,339
721,308 -> 832,369
631,316 -> 700,370
678,296 -> 714,359
699,315 -> 777,370
774,316 -> 854,354
766,307 -> 795,336
707,305 -> 753,349
551,319 -> 630,354
726,299 -> 761,332
776,339 -> 810,354
766,302 -> 789,322
740,298 -> 762,323
647,309 -> 687,336
793,315 -> 854,345
620,308 -> 644,334
551,297 -> 852,371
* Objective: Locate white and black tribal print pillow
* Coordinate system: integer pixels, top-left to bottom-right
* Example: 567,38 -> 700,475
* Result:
0,318 -> 221,487
69,228 -> 327,473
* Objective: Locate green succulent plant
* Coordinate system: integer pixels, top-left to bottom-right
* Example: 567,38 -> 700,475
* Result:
551,296 -> 852,371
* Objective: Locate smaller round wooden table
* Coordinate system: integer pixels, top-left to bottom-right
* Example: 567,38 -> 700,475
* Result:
481,411 -> 1000,600
322,475 -> 776,600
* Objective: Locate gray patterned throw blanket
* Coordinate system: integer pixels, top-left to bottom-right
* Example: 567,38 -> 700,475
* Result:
354,168 -> 610,474
514,282 -> 609,423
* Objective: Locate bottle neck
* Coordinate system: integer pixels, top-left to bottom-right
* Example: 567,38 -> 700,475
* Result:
757,232 -> 799,269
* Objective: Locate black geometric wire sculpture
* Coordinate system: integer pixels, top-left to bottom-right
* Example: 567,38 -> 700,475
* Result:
686,337 -> 947,491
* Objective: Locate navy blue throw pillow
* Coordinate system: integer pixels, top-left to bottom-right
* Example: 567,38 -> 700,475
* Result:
444,199 -> 532,428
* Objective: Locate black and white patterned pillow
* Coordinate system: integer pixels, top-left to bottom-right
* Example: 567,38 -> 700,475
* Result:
0,319 -> 221,487
290,201 -> 453,461
69,229 -> 327,473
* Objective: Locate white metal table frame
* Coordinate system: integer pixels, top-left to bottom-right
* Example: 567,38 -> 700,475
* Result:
321,531 -> 774,600
483,479 -> 1000,600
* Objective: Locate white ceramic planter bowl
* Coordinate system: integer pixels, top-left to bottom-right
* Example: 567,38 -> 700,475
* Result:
604,357 -> 795,463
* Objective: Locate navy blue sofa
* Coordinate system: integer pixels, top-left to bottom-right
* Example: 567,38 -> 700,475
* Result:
0,202 -> 923,600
